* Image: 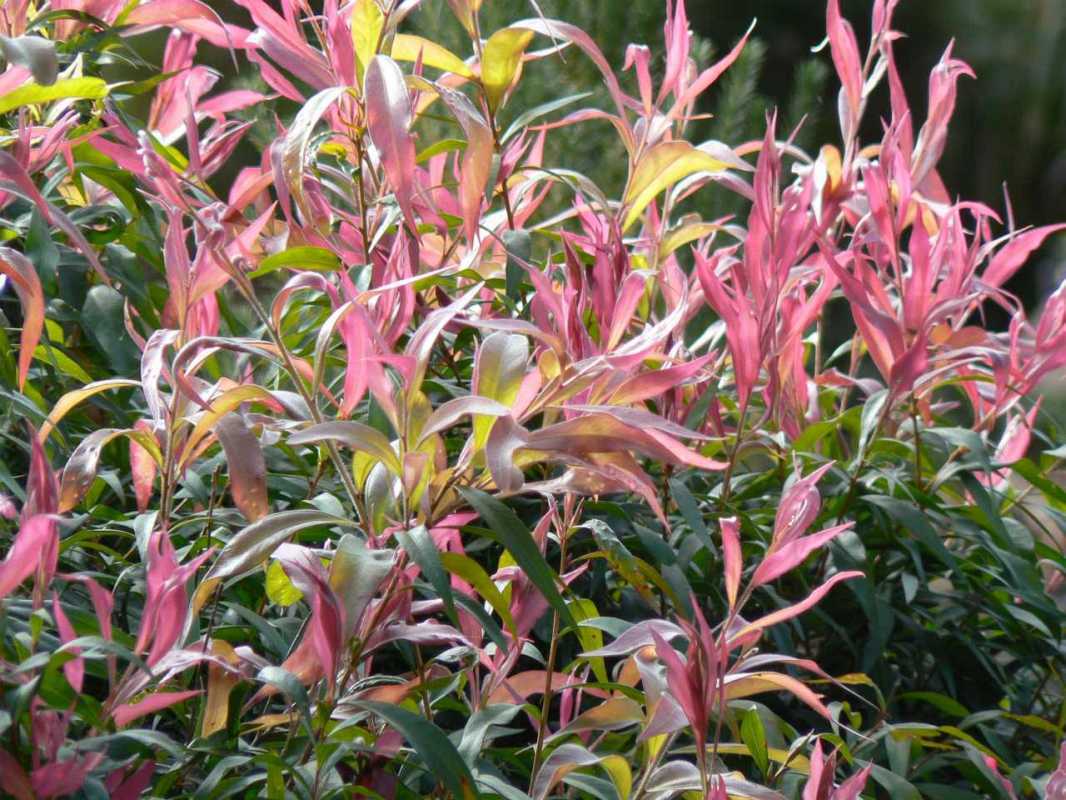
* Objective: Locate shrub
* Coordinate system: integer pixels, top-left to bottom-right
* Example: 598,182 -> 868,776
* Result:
0,0 -> 1064,798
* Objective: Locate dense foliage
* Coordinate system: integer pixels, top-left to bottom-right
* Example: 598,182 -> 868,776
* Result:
1,0 -> 1065,797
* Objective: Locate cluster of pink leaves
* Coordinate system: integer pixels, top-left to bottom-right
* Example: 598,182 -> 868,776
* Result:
2,0 -> 1066,796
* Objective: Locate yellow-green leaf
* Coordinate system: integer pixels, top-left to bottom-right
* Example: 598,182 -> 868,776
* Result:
181,385 -> 278,467
351,0 -> 385,84
472,331 -> 528,449
392,34 -> 474,79
623,141 -> 727,231
39,378 -> 141,442
266,560 -> 303,606
481,28 -> 534,111
0,77 -> 108,115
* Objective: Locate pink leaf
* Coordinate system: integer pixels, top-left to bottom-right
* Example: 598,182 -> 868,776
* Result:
30,754 -> 103,800
106,760 -> 156,800
773,462 -> 834,548
215,413 -> 269,522
832,765 -> 873,800
736,571 -> 863,640
1046,742 -> 1066,800
435,84 -> 493,243
52,592 -> 83,693
365,55 -> 417,231
720,517 -> 742,610
672,22 -> 752,114
130,420 -> 158,512
111,690 -> 202,728
826,0 -> 863,126
125,0 -> 246,49
984,224 -> 1066,289
0,515 -> 56,601
752,524 -> 853,588
0,747 -> 34,800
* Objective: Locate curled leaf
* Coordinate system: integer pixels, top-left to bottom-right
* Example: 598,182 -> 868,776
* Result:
623,141 -> 727,230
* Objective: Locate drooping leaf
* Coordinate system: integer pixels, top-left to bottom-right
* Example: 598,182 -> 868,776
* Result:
289,420 -> 401,476
247,246 -> 340,279
202,509 -> 356,586
623,141 -> 727,230
393,34 -> 474,78
347,700 -> 480,799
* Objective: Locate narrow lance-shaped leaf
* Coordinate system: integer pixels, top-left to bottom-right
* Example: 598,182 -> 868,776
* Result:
289,420 -> 401,476
533,743 -> 632,800
396,524 -> 461,630
721,516 -> 742,611
39,379 -> 142,443
346,700 -> 480,799
459,487 -> 575,630
0,78 -> 109,115
351,0 -> 385,84
473,331 -> 528,447
0,247 -> 44,390
0,515 -> 55,601
58,429 -> 135,513
329,534 -> 395,638
215,413 -> 269,522
201,509 -> 357,587
393,34 -> 474,78
435,85 -> 494,243
365,55 -> 417,229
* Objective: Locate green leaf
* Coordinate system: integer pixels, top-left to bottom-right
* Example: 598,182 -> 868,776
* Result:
0,77 -> 108,114
248,246 -> 341,278
348,700 -> 480,799
863,495 -> 957,570
457,704 -> 523,767
501,229 -> 531,304
256,666 -> 314,739
459,487 -> 576,631
397,524 -> 459,628
351,0 -> 385,83
440,551 -> 517,639
898,691 -> 970,718
740,708 -> 770,777
622,141 -> 727,230
81,285 -> 139,374
329,534 -> 395,636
